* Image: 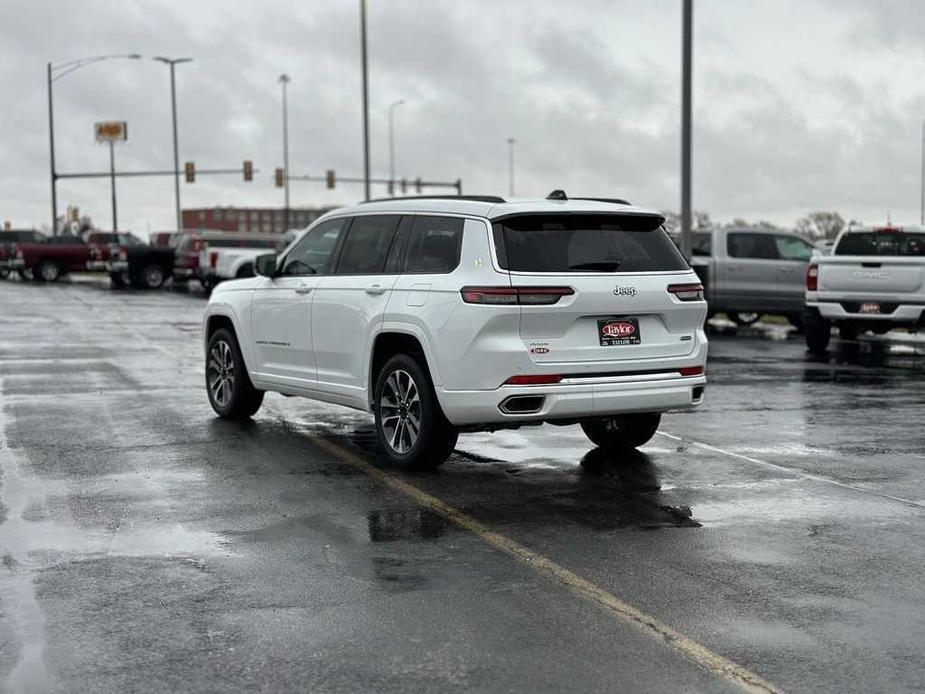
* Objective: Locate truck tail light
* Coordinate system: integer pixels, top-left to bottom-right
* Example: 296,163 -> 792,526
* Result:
192,239 -> 205,252
503,374 -> 563,386
806,264 -> 818,291
13,244 -> 23,260
679,366 -> 704,377
667,283 -> 704,301
460,286 -> 574,305
118,249 -> 127,262
210,251 -> 219,269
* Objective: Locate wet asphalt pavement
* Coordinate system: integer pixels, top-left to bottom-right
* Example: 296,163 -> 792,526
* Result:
1,278 -> 925,693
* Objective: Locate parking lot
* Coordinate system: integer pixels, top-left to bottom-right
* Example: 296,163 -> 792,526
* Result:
2,277 -> 925,693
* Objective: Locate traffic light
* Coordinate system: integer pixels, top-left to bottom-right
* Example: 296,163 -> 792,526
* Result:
184,161 -> 195,183
243,160 -> 253,182
274,167 -> 284,188
326,169 -> 336,189
415,177 -> 422,193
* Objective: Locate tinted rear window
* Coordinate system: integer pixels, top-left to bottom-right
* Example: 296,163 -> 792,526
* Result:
494,214 -> 686,273
403,216 -> 464,274
336,215 -> 400,274
835,232 -> 925,256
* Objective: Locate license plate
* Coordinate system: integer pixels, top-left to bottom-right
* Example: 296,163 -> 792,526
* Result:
859,303 -> 881,314
598,317 -> 641,346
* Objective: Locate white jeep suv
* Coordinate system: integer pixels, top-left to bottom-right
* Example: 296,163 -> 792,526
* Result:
203,193 -> 708,467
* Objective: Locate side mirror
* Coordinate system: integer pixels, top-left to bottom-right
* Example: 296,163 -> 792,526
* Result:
255,253 -> 278,277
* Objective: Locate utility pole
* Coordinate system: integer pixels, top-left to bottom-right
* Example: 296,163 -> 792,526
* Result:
279,74 -> 291,230
360,0 -> 371,201
507,137 -> 516,197
47,62 -> 57,234
920,118 -> 924,226
680,0 -> 693,260
154,57 -> 192,230
109,141 -> 118,231
389,99 -> 404,196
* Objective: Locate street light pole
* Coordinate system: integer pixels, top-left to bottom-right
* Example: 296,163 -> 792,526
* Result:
680,0 -> 693,260
506,137 -> 516,197
154,57 -> 192,230
47,54 -> 142,236
360,0 -> 371,201
920,118 -> 924,226
388,99 -> 404,196
47,62 -> 58,235
279,74 -> 291,230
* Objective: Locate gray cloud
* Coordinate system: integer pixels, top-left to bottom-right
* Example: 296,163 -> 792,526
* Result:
2,0 -> 925,233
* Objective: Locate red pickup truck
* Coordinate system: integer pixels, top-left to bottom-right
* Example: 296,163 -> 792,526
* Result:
10,232 -> 142,282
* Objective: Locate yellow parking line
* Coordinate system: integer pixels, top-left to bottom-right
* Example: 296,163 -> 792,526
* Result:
309,436 -> 781,694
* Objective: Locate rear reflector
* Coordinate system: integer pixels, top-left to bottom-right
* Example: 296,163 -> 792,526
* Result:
504,374 -> 563,386
806,264 -> 818,291
210,251 -> 219,268
679,366 -> 704,377
461,286 -> 574,305
667,283 -> 704,301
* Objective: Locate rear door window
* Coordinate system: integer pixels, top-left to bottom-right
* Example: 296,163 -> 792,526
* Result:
727,233 -> 778,260
773,235 -> 814,261
493,214 -> 686,273
335,215 -> 400,274
835,232 -> 925,256
403,216 -> 464,274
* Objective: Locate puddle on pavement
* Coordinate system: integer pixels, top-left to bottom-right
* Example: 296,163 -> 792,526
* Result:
368,508 -> 448,542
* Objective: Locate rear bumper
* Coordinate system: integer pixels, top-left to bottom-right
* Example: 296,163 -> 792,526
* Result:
807,300 -> 925,323
437,372 -> 706,426
107,260 -> 128,273
9,259 -> 25,269
86,260 -> 107,271
174,267 -> 196,279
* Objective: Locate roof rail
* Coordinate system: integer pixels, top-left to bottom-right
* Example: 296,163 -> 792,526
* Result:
360,195 -> 506,204
571,197 -> 631,205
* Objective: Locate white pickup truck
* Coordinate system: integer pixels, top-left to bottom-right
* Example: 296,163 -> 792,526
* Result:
198,235 -> 287,290
804,225 -> 925,352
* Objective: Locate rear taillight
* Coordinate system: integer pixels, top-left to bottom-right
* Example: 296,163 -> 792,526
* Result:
679,366 -> 704,377
460,286 -> 574,305
192,239 -> 205,252
118,249 -> 127,261
14,245 -> 23,259
667,283 -> 704,301
210,251 -> 219,268
503,374 -> 563,386
806,264 -> 818,291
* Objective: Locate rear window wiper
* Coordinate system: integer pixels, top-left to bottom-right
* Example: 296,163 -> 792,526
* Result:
568,261 -> 622,271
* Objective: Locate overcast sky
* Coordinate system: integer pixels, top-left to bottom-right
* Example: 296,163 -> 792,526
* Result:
2,0 -> 925,234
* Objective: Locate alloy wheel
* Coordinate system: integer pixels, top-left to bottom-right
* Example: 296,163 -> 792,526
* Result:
207,340 -> 235,408
379,369 -> 421,454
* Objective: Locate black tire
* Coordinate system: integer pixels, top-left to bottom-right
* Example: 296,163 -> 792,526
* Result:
580,413 -> 662,450
236,264 -> 254,278
110,272 -> 127,289
804,310 -> 831,354
787,313 -> 804,332
838,324 -> 859,341
373,353 -> 457,469
34,259 -> 62,282
206,328 -> 264,419
0,267 -> 9,279
728,311 -> 762,326
140,264 -> 167,289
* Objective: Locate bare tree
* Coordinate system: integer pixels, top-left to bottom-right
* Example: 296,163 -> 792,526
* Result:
795,211 -> 845,240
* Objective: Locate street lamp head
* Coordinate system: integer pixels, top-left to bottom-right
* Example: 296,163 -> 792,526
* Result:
279,73 -> 291,84
154,56 -> 193,65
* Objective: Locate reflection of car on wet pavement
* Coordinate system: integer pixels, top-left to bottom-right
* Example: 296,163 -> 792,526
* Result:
805,225 -> 925,353
683,226 -> 815,328
203,193 -> 708,467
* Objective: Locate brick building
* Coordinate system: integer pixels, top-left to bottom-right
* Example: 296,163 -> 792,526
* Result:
181,206 -> 336,233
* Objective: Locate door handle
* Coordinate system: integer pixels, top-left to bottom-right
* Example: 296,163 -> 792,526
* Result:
294,286 -> 313,295
365,284 -> 386,295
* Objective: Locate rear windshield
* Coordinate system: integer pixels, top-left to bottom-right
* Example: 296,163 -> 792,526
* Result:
493,214 -> 687,273
835,232 -> 925,256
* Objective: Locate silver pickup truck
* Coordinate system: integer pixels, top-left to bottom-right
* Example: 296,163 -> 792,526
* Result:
804,225 -> 925,352
685,227 -> 816,327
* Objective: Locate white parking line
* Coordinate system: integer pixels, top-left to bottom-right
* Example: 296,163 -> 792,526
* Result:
658,431 -> 925,510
